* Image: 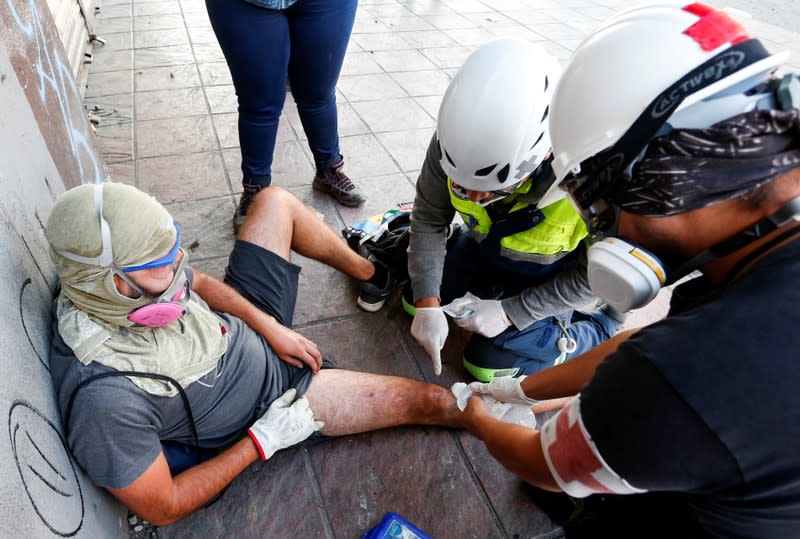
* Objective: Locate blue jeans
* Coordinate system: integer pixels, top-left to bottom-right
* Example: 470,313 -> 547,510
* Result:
464,310 -> 618,378
206,0 -> 357,187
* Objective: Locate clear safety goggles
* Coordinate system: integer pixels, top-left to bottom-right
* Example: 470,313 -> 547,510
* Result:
451,160 -> 550,207
122,222 -> 183,273
450,179 -> 525,207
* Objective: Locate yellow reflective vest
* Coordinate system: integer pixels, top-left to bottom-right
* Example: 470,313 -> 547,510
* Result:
447,178 -> 587,265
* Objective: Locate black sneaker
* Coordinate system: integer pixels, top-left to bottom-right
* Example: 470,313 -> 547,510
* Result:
312,159 -> 366,207
356,228 -> 410,312
358,255 -> 397,312
233,185 -> 261,234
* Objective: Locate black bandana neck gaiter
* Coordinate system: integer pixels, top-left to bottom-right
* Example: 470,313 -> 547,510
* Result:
612,108 -> 800,216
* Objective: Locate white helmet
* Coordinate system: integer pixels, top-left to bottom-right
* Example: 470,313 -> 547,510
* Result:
437,38 -> 561,192
550,2 -> 789,184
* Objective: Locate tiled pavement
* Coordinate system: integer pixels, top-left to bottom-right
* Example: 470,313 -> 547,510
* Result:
83,0 -> 800,537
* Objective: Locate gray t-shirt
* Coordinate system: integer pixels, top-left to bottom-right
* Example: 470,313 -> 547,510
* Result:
50,299 -> 314,489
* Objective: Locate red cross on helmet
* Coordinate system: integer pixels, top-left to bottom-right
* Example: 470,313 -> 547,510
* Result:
548,2 -> 789,227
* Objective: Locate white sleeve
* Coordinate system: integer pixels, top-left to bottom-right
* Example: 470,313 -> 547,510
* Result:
540,395 -> 647,498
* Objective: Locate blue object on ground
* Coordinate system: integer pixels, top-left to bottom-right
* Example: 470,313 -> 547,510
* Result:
362,512 -> 431,539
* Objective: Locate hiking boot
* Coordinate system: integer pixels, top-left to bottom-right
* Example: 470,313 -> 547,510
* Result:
312,159 -> 366,207
358,255 -> 397,312
233,185 -> 262,235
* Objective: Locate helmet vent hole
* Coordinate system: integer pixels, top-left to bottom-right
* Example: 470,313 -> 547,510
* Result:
475,164 -> 497,177
444,149 -> 456,168
530,132 -> 544,150
497,164 -> 510,183
541,105 -> 549,123
544,75 -> 549,92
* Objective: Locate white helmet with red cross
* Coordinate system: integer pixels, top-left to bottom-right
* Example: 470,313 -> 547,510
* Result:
437,38 -> 561,192
550,2 -> 789,184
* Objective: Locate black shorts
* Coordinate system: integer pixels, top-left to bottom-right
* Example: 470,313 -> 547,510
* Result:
224,239 -> 301,327
223,238 -> 335,402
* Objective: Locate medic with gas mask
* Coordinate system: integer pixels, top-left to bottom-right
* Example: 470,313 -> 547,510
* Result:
464,3 -> 800,536
383,38 -> 623,379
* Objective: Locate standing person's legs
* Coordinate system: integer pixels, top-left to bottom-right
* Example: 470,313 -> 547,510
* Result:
286,0 -> 365,207
205,0 -> 289,229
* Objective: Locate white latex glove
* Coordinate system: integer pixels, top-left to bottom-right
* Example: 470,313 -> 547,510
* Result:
247,389 -> 324,461
468,376 -> 539,406
443,292 -> 511,338
411,307 -> 449,375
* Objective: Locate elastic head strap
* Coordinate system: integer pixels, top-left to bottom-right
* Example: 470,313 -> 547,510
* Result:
64,371 -> 200,450
572,39 -> 772,211
55,183 -> 115,267
667,195 -> 800,284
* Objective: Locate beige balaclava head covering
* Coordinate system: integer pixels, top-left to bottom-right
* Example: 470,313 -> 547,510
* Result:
47,182 -> 179,325
46,182 -> 228,396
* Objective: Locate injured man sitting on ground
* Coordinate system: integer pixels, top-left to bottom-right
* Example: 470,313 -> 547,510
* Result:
47,182 -> 541,525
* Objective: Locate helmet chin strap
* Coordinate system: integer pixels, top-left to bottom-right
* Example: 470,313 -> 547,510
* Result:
666,195 -> 800,285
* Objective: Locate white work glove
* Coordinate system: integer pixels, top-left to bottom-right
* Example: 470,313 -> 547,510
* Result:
411,307 -> 449,375
443,292 -> 511,338
247,389 -> 324,461
468,376 -> 539,406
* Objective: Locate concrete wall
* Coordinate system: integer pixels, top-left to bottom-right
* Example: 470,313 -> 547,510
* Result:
0,0 -> 126,536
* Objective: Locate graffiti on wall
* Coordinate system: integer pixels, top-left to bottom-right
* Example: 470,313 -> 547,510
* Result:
20,277 -> 50,370
1,0 -> 105,187
8,272 -> 86,536
9,401 -> 85,536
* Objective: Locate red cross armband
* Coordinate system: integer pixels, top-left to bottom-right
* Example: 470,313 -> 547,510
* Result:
540,396 -> 647,498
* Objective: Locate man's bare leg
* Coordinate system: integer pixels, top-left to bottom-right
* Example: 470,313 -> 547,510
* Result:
237,186 -> 374,281
304,370 -> 466,435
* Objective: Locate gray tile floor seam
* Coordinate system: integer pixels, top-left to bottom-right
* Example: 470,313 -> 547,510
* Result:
332,93 -> 416,183
301,448 -> 336,539
133,13 -> 186,31
330,50 -> 432,180
134,45 -> 196,70
133,28 -> 191,50
178,3 -> 237,200
88,50 -> 134,73
447,428 -> 511,538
